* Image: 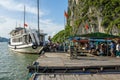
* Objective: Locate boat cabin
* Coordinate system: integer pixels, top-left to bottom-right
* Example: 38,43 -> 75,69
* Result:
9,27 -> 46,46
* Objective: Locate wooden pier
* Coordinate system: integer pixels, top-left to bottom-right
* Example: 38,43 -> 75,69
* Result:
28,52 -> 120,74
30,73 -> 120,80
28,52 -> 120,80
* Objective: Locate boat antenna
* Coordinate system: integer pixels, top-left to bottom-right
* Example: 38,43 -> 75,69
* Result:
15,21 -> 17,28
37,0 -> 40,34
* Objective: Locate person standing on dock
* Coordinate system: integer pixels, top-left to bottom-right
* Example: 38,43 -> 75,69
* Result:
110,41 -> 116,57
89,41 -> 95,54
116,41 -> 120,58
73,43 -> 78,59
69,44 -> 73,59
68,42 -> 74,59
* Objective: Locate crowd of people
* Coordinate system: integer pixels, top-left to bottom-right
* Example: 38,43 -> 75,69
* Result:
70,40 -> 120,58
44,42 -> 68,52
43,38 -> 120,58
89,41 -> 120,57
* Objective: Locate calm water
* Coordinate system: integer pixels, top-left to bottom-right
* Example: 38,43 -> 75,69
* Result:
0,42 -> 38,80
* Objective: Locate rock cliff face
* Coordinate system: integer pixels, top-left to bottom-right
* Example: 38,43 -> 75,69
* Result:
52,0 -> 120,42
67,0 -> 120,35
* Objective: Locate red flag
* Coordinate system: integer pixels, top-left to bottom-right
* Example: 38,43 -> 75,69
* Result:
64,11 -> 68,18
85,24 -> 89,30
24,23 -> 28,27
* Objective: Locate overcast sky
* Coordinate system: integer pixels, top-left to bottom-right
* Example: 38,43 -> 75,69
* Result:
0,0 -> 68,39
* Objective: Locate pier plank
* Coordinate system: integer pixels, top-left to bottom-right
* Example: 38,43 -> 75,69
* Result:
114,74 -> 120,79
34,74 -> 120,80
77,75 -> 91,80
56,75 -> 64,80
101,74 -> 114,80
93,74 -> 105,80
106,74 -> 120,80
59,75 -> 65,80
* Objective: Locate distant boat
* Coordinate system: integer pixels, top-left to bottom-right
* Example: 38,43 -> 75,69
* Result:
8,0 -> 47,54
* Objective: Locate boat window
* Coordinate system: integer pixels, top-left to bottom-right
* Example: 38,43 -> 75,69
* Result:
23,35 -> 27,44
29,35 -> 32,43
12,38 -> 17,42
19,37 -> 22,42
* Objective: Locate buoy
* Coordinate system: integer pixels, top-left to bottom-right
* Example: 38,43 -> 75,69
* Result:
32,45 -> 37,49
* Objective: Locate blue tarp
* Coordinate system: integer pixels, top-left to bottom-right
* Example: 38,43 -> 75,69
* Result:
68,37 -> 80,41
89,39 -> 112,42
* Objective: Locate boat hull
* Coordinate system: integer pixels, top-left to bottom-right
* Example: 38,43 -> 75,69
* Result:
8,44 -> 43,54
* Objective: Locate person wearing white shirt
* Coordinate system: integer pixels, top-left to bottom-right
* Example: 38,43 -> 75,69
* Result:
116,42 -> 120,58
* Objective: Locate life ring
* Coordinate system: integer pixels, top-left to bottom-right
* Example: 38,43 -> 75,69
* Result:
32,45 -> 37,49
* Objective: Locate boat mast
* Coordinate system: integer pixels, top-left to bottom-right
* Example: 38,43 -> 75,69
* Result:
37,0 -> 40,34
24,5 -> 26,33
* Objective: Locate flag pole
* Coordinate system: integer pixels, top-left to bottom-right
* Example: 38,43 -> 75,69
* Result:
64,11 -> 66,52
24,5 -> 25,28
37,0 -> 41,45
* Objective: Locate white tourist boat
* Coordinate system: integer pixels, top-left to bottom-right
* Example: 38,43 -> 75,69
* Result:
8,27 -> 46,53
8,0 -> 47,54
